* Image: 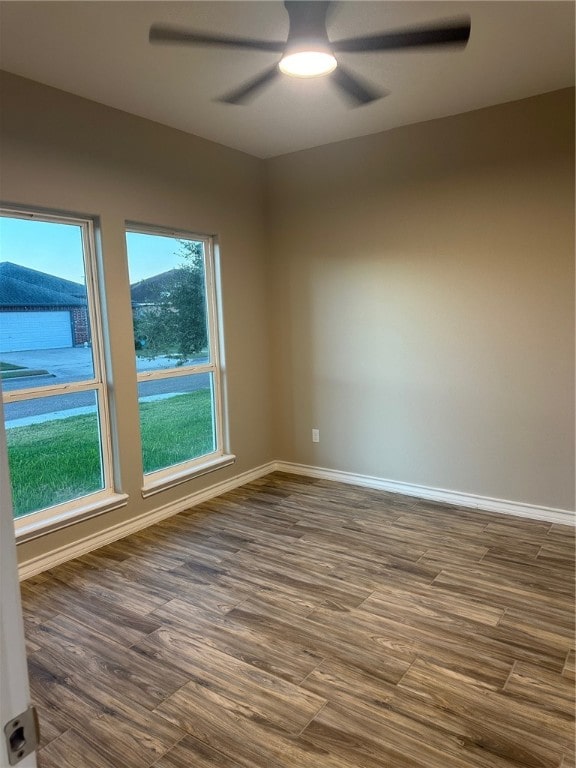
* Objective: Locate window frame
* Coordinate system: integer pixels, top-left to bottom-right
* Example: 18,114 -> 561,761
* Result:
0,207 -> 126,541
125,222 -> 234,496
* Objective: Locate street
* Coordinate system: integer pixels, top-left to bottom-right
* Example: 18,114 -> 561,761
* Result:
1,347 -> 210,423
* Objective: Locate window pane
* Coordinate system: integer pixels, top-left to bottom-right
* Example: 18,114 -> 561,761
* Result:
4,391 -> 104,518
126,231 -> 210,371
138,373 -> 215,474
0,216 -> 95,387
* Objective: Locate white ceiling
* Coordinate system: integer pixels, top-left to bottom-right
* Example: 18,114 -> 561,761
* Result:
0,1 -> 573,158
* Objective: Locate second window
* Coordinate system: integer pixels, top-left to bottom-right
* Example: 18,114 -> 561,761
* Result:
125,225 -> 225,486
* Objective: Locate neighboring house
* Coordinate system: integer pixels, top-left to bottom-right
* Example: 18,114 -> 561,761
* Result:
130,268 -> 181,318
130,269 -> 182,350
0,262 -> 89,353
0,263 -> 179,354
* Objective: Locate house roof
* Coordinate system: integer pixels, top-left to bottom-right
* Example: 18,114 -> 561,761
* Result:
0,262 -> 87,307
130,269 -> 181,304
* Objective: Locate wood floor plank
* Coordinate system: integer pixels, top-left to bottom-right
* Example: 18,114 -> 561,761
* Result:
547,523 -> 575,541
213,566 -> 361,615
153,681 -> 356,768
503,661 -> 575,718
231,538 -> 343,576
294,524 -> 429,562
303,659 -> 556,768
563,650 -> 575,680
17,472 -> 573,768
52,565 -> 171,615
29,698 -> 72,751
65,705 -> 182,768
227,600 -> 415,685
482,519 -> 552,539
233,587 -> 322,618
306,603 -> 514,689
300,658 -> 397,709
131,626 -> 326,735
500,603 -> 575,636
537,542 -> 576,568
27,655 -> 106,749
43,588 -> 163,646
394,511 -> 489,537
28,613 -> 189,710
20,582 -> 60,626
213,548 -> 373,607
417,545 -> 489,569
32,646 -> 184,768
147,600 -> 325,684
37,729 -> 120,768
398,658 -> 572,764
431,566 -> 574,616
305,697 -> 534,768
153,734 -> 246,768
496,609 -> 575,651
362,581 -> 505,627
22,574 -> 164,646
328,555 -> 441,591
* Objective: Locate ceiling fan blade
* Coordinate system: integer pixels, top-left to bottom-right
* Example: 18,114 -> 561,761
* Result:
149,23 -> 285,52
332,17 -> 471,53
330,65 -> 383,106
218,65 -> 281,105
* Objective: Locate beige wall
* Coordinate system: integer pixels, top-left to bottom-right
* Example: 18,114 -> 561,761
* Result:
0,71 -> 273,564
267,89 -> 575,511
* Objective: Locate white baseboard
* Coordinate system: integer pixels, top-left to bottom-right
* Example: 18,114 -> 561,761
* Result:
275,461 -> 575,527
19,458 -> 574,580
18,461 -> 276,581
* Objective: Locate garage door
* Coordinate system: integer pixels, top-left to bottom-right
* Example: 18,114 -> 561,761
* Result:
0,311 -> 73,353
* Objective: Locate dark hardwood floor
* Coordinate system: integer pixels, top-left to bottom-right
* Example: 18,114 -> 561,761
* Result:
20,472 -> 575,767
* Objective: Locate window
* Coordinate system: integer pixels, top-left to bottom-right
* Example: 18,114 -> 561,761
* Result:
0,209 -> 123,537
125,225 -> 232,493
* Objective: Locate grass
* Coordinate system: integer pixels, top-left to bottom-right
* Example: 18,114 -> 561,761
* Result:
7,389 -> 213,518
140,390 -> 214,474
2,369 -> 50,379
0,360 -> 50,379
7,412 -> 103,518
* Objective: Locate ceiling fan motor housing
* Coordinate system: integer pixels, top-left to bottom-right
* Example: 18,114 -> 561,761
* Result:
283,0 -> 334,57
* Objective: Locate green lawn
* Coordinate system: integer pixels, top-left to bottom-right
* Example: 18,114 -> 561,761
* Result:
140,389 -> 215,474
7,389 -> 213,518
0,361 -> 50,379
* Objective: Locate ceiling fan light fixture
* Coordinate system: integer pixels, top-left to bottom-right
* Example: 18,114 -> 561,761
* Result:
279,49 -> 337,78
150,2 -> 471,105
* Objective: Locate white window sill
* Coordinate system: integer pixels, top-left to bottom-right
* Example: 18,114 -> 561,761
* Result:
15,492 -> 129,544
141,453 -> 236,498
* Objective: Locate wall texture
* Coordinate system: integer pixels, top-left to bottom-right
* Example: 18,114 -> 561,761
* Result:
0,71 -> 273,564
267,88 -> 575,511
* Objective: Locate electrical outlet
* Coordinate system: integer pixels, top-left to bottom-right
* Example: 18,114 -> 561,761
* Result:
312,428 -> 320,443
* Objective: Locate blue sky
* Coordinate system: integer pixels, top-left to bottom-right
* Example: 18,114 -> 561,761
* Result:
126,231 -> 193,284
0,216 -> 196,284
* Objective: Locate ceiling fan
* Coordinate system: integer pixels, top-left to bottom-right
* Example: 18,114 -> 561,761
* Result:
149,1 -> 471,107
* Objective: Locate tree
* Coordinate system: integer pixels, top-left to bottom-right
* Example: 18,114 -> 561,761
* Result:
133,240 -> 207,364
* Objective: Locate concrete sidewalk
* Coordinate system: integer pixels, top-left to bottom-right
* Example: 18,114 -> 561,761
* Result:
2,346 -> 211,421
1,347 -> 209,385
1,347 -> 94,383
5,392 -> 183,429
